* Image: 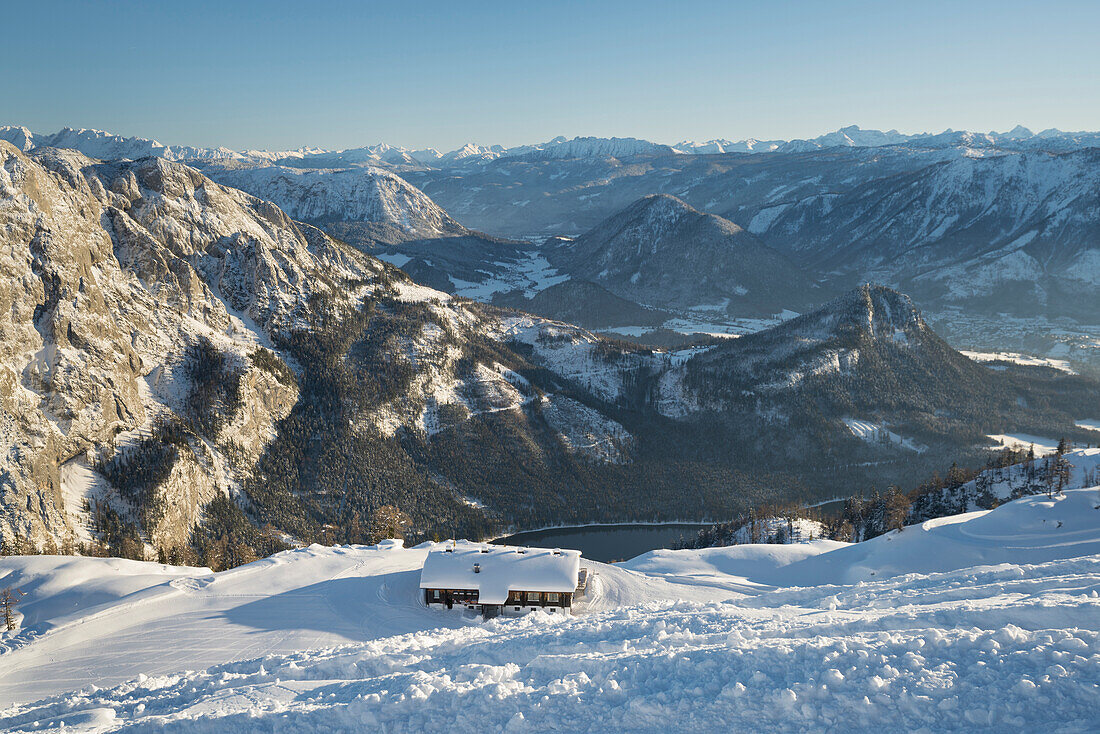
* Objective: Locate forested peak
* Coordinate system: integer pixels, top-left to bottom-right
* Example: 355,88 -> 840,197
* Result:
760,284 -> 926,346
827,284 -> 924,335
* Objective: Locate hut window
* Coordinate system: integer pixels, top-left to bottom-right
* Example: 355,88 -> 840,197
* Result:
526,591 -> 541,602
433,590 -> 440,599
546,592 -> 560,603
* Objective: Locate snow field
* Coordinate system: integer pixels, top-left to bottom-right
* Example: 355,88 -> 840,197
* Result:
2,557 -> 1098,732
960,350 -> 1077,374
0,544 -> 738,709
988,433 -> 1062,456
1,487 -> 1099,731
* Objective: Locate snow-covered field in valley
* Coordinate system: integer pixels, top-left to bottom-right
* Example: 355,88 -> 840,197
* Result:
3,486 -> 1100,731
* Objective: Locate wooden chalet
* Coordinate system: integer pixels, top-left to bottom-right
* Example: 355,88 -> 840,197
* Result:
420,541 -> 586,616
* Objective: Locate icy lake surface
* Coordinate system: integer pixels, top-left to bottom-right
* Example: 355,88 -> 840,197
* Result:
495,523 -> 712,562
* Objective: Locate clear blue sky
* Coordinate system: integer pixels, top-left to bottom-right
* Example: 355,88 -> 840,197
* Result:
3,0 -> 1098,151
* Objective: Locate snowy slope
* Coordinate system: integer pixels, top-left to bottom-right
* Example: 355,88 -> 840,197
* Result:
0,541 -> 738,708
626,486 -> 1100,586
778,488 -> 1100,584
2,489 -> 1100,730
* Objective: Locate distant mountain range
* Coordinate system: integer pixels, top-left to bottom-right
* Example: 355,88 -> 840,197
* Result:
5,120 -> 1100,357
403,141 -> 1100,336
7,123 -> 1100,170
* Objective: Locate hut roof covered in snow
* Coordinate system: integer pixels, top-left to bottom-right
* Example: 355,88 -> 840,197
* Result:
419,541 -> 582,604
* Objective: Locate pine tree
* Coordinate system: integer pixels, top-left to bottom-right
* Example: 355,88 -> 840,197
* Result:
225,537 -> 259,569
0,534 -> 17,556
884,486 -> 910,532
1053,442 -> 1071,496
2,587 -> 25,631
1042,457 -> 1056,499
369,505 -> 412,543
946,462 -> 968,489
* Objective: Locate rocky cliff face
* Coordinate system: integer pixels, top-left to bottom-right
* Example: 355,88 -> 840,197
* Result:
0,141 -> 379,549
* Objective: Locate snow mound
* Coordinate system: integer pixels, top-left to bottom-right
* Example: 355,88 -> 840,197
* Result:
784,488 -> 1100,585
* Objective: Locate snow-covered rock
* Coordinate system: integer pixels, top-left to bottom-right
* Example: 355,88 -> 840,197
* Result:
0,127 -> 242,162
204,165 -> 466,238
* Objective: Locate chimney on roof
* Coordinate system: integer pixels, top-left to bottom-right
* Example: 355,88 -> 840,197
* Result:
473,562 -> 481,573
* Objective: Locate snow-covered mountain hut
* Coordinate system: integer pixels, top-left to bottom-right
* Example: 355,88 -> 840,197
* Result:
420,541 -> 584,616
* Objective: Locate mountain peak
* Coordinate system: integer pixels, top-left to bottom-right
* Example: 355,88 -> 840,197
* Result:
799,284 -> 925,342
552,192 -> 809,313
0,125 -> 35,151
1000,124 -> 1034,139
205,164 -> 466,239
611,193 -> 741,237
633,192 -> 695,211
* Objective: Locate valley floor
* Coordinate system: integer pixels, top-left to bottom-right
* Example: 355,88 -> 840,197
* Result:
1,490 -> 1099,732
